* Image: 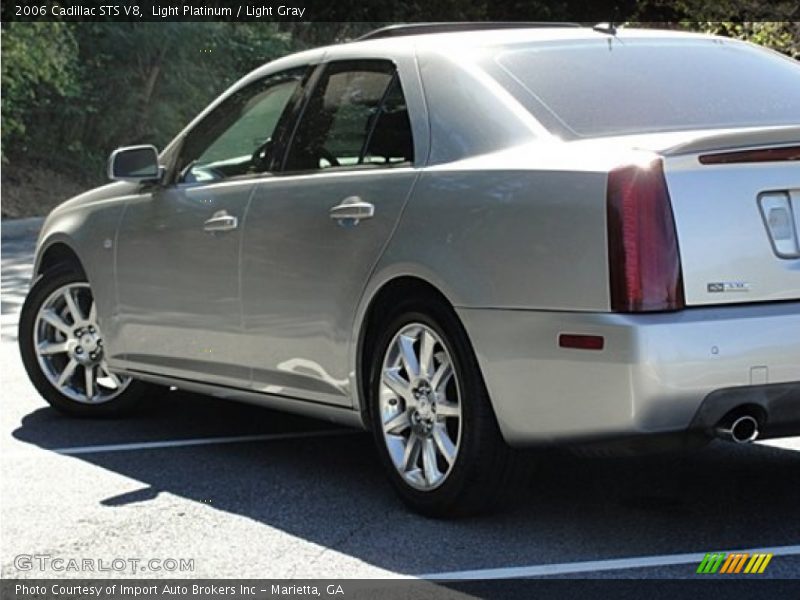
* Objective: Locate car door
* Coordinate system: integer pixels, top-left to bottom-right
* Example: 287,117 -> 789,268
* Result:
240,59 -> 420,405
113,66 -> 309,387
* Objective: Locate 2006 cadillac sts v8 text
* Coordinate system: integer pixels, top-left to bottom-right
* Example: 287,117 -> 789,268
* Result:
19,24 -> 800,516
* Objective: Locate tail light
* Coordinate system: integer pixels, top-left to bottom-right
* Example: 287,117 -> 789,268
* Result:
606,159 -> 685,312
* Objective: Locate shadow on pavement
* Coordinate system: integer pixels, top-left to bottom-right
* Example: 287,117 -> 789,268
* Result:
11,389 -> 800,576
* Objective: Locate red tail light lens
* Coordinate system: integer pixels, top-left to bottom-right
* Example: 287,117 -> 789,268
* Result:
606,160 -> 685,312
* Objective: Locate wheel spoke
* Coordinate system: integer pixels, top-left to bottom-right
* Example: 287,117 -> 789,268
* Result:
402,434 -> 421,472
421,438 -> 441,486
63,289 -> 83,324
382,368 -> 414,404
57,358 -> 78,388
41,310 -> 72,336
418,330 -> 435,379
398,334 -> 420,379
433,425 -> 457,465
383,410 -> 410,435
84,365 -> 95,401
88,301 -> 97,324
435,399 -> 460,418
38,341 -> 70,356
431,358 -> 453,393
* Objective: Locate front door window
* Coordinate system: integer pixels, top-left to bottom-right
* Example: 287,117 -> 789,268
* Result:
177,67 -> 307,183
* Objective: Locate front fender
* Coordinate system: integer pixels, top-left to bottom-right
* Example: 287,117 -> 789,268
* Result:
33,188 -> 136,349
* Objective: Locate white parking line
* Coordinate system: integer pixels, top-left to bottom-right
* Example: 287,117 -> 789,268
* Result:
419,544 -> 800,580
758,438 -> 800,452
52,429 -> 359,455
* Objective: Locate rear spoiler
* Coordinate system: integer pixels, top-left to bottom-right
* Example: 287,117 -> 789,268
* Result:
662,126 -> 800,157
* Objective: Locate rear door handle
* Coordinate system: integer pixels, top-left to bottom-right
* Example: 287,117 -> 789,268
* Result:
330,197 -> 374,225
203,211 -> 238,233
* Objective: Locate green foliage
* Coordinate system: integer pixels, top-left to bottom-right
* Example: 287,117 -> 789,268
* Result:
686,22 -> 800,59
1,22 -> 79,161
2,22 -> 297,177
1,17 -> 797,184
634,0 -> 800,57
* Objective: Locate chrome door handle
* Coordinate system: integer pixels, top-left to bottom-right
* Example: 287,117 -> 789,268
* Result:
203,211 -> 238,233
330,197 -> 374,225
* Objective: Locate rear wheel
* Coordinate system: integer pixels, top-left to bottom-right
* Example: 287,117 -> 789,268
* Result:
368,300 -> 517,517
19,267 -> 151,416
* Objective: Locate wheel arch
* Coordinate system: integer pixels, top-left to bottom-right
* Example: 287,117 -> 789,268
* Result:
354,274 -> 475,429
35,239 -> 87,278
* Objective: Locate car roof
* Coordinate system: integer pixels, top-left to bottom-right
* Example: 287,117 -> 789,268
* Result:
355,22 -> 583,40
331,25 -> 715,54
249,26 -> 719,85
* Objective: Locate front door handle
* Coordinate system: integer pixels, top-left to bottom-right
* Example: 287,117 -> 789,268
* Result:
330,196 -> 374,226
203,211 -> 238,233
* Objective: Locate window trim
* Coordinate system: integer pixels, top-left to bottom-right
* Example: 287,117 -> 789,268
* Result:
279,59 -> 414,176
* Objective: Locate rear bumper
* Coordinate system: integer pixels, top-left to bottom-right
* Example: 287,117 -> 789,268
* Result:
690,382 -> 800,439
457,302 -> 800,446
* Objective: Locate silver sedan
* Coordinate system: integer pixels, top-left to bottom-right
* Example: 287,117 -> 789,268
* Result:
19,23 -> 800,516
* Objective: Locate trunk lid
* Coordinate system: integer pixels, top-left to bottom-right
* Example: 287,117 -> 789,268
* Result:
659,127 -> 800,306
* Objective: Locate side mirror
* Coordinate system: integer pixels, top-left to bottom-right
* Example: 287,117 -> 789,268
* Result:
107,145 -> 162,182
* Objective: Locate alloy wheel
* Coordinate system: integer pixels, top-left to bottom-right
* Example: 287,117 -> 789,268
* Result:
379,323 -> 462,490
33,282 -> 131,404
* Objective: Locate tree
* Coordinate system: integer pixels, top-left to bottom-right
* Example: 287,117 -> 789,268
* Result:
1,13 -> 796,187
2,22 -> 298,176
1,22 -> 79,161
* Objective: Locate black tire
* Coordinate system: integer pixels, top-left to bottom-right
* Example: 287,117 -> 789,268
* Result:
19,266 -> 153,417
368,297 -> 518,517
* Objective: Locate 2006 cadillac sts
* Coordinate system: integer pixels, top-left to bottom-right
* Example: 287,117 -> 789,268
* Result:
19,24 -> 800,515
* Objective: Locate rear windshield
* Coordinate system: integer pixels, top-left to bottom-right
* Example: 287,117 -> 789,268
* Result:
485,39 -> 800,138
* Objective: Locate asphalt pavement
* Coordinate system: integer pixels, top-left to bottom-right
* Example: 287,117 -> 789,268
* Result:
1,217 -> 798,581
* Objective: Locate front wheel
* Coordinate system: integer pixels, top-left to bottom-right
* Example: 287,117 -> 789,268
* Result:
369,302 -> 517,517
19,267 -> 151,416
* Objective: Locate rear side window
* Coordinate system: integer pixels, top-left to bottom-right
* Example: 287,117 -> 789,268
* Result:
284,60 -> 414,171
486,39 -> 800,138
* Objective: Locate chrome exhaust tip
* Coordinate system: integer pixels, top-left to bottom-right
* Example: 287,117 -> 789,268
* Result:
715,414 -> 760,444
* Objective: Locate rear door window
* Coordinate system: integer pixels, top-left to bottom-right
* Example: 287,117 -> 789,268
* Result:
283,60 -> 414,171
362,76 -> 415,165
